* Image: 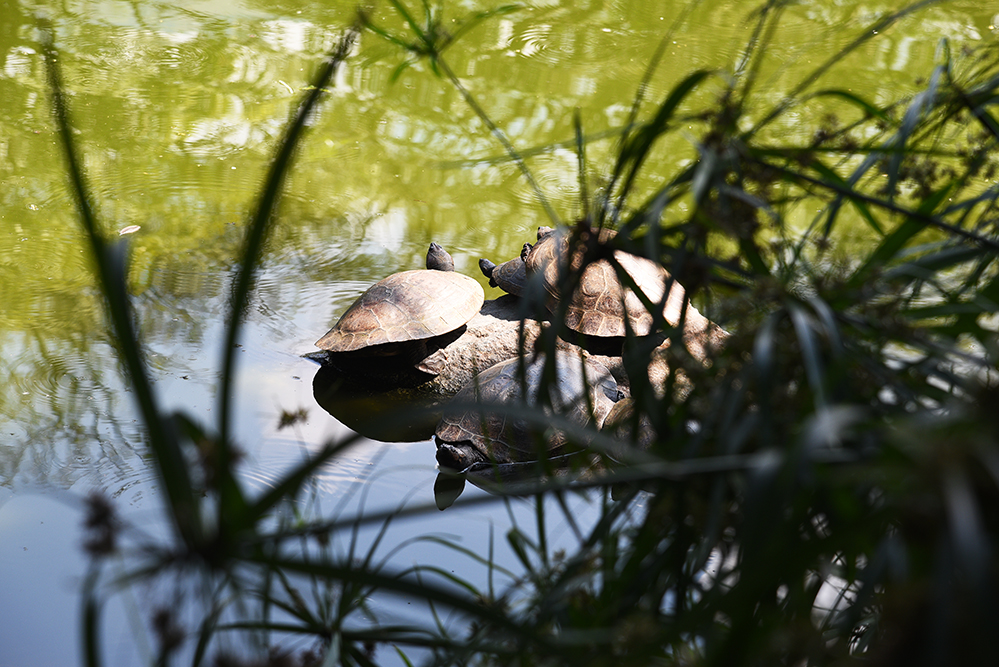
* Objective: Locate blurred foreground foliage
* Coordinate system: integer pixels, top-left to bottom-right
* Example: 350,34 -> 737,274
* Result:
44,1 -> 999,665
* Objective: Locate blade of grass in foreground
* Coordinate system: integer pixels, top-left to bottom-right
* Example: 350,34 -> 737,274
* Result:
216,29 -> 358,531
242,553 -> 558,652
42,25 -> 204,548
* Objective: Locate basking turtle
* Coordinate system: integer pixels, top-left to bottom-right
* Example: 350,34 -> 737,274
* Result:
434,350 -> 622,472
316,243 -> 484,378
477,227 -> 555,297
478,255 -> 527,296
525,226 -> 688,338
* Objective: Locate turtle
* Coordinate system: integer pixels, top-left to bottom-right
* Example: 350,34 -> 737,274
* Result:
478,255 -> 527,296
476,227 -> 555,297
434,349 -> 622,472
601,396 -> 656,454
524,226 -> 689,339
315,243 -> 484,378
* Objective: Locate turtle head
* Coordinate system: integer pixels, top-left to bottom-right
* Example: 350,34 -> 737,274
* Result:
478,257 -> 496,278
478,257 -> 503,289
426,242 -> 455,272
435,439 -> 480,472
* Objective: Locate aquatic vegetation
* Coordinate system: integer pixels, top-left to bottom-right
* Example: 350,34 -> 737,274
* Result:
42,1 -> 999,665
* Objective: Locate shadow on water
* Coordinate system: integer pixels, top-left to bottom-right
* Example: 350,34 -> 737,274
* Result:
310,362 -> 444,443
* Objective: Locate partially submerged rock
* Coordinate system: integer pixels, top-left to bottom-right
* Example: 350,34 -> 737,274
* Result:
421,296 -> 542,396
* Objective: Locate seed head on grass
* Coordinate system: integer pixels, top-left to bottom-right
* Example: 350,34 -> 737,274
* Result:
82,492 -> 117,557
152,607 -> 184,658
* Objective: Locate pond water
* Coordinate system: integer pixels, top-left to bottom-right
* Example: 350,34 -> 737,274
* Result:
0,0 -> 995,663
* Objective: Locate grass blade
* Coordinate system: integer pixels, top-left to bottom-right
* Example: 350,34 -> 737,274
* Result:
42,24 -> 204,547
217,29 -> 358,523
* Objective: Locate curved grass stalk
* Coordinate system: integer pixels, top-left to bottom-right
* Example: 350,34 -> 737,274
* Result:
217,30 -> 359,522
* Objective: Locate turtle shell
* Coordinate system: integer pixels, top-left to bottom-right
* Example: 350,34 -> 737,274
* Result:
316,269 -> 484,353
478,227 -> 552,297
525,227 -> 687,338
602,396 -> 656,454
478,256 -> 527,296
434,350 -> 621,471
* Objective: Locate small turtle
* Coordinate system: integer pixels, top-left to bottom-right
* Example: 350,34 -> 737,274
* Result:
525,226 -> 688,338
477,227 -> 555,297
478,256 -> 527,296
316,243 -> 484,377
434,350 -> 622,472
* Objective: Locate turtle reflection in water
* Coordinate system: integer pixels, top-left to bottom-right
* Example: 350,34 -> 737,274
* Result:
315,243 -> 484,385
434,350 -> 622,473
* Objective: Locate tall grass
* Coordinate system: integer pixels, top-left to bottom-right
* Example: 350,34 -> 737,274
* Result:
43,1 -> 999,665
